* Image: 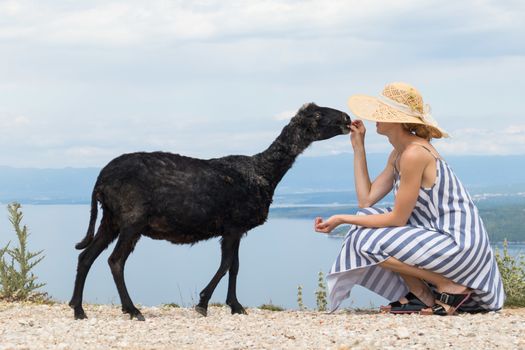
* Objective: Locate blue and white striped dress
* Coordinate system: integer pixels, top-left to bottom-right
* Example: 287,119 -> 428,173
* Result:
326,146 -> 505,312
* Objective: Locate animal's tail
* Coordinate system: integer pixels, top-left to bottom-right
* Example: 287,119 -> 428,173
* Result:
75,188 -> 99,250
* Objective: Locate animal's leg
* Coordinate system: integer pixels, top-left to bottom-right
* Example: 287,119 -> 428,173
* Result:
69,217 -> 118,320
225,237 -> 247,315
108,227 -> 144,321
195,237 -> 236,317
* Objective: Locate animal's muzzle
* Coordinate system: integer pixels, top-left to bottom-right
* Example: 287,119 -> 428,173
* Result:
341,112 -> 352,134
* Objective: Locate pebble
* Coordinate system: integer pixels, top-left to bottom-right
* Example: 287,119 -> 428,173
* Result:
395,326 -> 410,339
0,302 -> 523,350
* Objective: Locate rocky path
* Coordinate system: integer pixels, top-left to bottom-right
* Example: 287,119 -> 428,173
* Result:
0,302 -> 523,349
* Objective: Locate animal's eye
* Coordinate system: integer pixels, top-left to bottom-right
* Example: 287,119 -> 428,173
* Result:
314,113 -> 321,120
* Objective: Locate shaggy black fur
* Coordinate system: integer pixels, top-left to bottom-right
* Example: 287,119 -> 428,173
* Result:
69,103 -> 351,320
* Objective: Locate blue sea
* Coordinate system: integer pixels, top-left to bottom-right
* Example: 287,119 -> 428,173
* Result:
0,205 -> 522,310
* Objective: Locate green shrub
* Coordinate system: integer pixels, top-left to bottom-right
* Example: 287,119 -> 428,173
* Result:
0,203 -> 47,301
297,284 -> 306,310
296,271 -> 329,311
315,271 -> 327,311
495,240 -> 525,307
162,302 -> 180,308
259,303 -> 284,311
209,302 -> 225,307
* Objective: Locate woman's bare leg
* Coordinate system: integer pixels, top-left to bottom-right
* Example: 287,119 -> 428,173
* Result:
397,273 -> 434,307
380,257 -> 469,311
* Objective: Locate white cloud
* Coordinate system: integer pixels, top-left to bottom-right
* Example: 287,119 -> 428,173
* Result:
0,114 -> 31,128
1,0 -> 523,47
0,1 -> 524,167
64,146 -> 116,158
303,138 -> 352,157
307,123 -> 525,157
273,110 -> 295,121
13,115 -> 30,125
504,124 -> 525,135
436,124 -> 525,155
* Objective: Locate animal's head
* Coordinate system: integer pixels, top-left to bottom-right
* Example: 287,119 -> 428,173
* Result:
294,103 -> 351,141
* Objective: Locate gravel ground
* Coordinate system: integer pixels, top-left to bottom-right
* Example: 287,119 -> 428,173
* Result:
0,302 -> 524,350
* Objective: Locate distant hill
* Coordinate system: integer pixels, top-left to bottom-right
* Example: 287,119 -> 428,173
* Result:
268,202 -> 525,242
0,154 -> 525,204
0,166 -> 100,204
278,153 -> 525,194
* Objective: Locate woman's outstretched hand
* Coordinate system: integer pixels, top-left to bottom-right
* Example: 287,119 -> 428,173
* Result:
350,120 -> 366,150
314,216 -> 342,234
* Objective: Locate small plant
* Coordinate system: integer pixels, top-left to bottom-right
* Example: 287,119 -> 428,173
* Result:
297,284 -> 306,310
495,239 -> 525,307
315,271 -> 327,311
0,203 -> 46,301
209,302 -> 226,307
259,303 -> 285,312
162,302 -> 180,308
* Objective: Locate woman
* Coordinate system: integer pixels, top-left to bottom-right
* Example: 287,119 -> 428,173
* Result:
315,82 -> 504,315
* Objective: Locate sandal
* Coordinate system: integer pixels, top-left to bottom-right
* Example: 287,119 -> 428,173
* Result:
379,292 -> 426,313
421,291 -> 472,316
389,293 -> 429,314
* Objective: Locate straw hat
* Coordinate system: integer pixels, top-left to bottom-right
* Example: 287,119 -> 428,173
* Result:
348,82 -> 449,138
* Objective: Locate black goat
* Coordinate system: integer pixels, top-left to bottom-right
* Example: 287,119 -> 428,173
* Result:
70,103 -> 351,320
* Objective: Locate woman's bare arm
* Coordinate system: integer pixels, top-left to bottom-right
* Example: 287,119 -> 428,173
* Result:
354,150 -> 396,208
315,145 -> 428,232
350,120 -> 396,208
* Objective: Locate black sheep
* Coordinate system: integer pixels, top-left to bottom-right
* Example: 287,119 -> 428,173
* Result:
70,103 -> 351,320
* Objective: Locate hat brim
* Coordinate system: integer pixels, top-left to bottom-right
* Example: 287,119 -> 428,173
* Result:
348,95 -> 449,138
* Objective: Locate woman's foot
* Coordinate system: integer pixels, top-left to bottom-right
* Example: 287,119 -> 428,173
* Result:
422,281 -> 471,315
389,293 -> 429,314
379,292 -> 415,312
421,291 -> 472,316
380,287 -> 434,313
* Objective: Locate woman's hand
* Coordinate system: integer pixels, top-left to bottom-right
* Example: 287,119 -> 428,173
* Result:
350,120 -> 366,150
314,215 -> 343,234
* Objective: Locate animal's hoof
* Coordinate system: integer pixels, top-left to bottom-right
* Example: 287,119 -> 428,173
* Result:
123,307 -> 145,321
195,305 -> 208,317
73,309 -> 88,320
130,312 -> 145,321
70,302 -> 87,320
231,305 -> 248,315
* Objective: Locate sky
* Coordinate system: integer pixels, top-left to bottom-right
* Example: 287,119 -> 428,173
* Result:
0,0 -> 524,167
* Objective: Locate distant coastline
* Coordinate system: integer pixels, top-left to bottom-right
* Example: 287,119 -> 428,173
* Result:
1,154 -> 525,242
269,201 -> 525,244
0,198 -> 523,243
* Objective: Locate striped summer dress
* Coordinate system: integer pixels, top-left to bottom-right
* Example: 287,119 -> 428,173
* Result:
326,143 -> 505,312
